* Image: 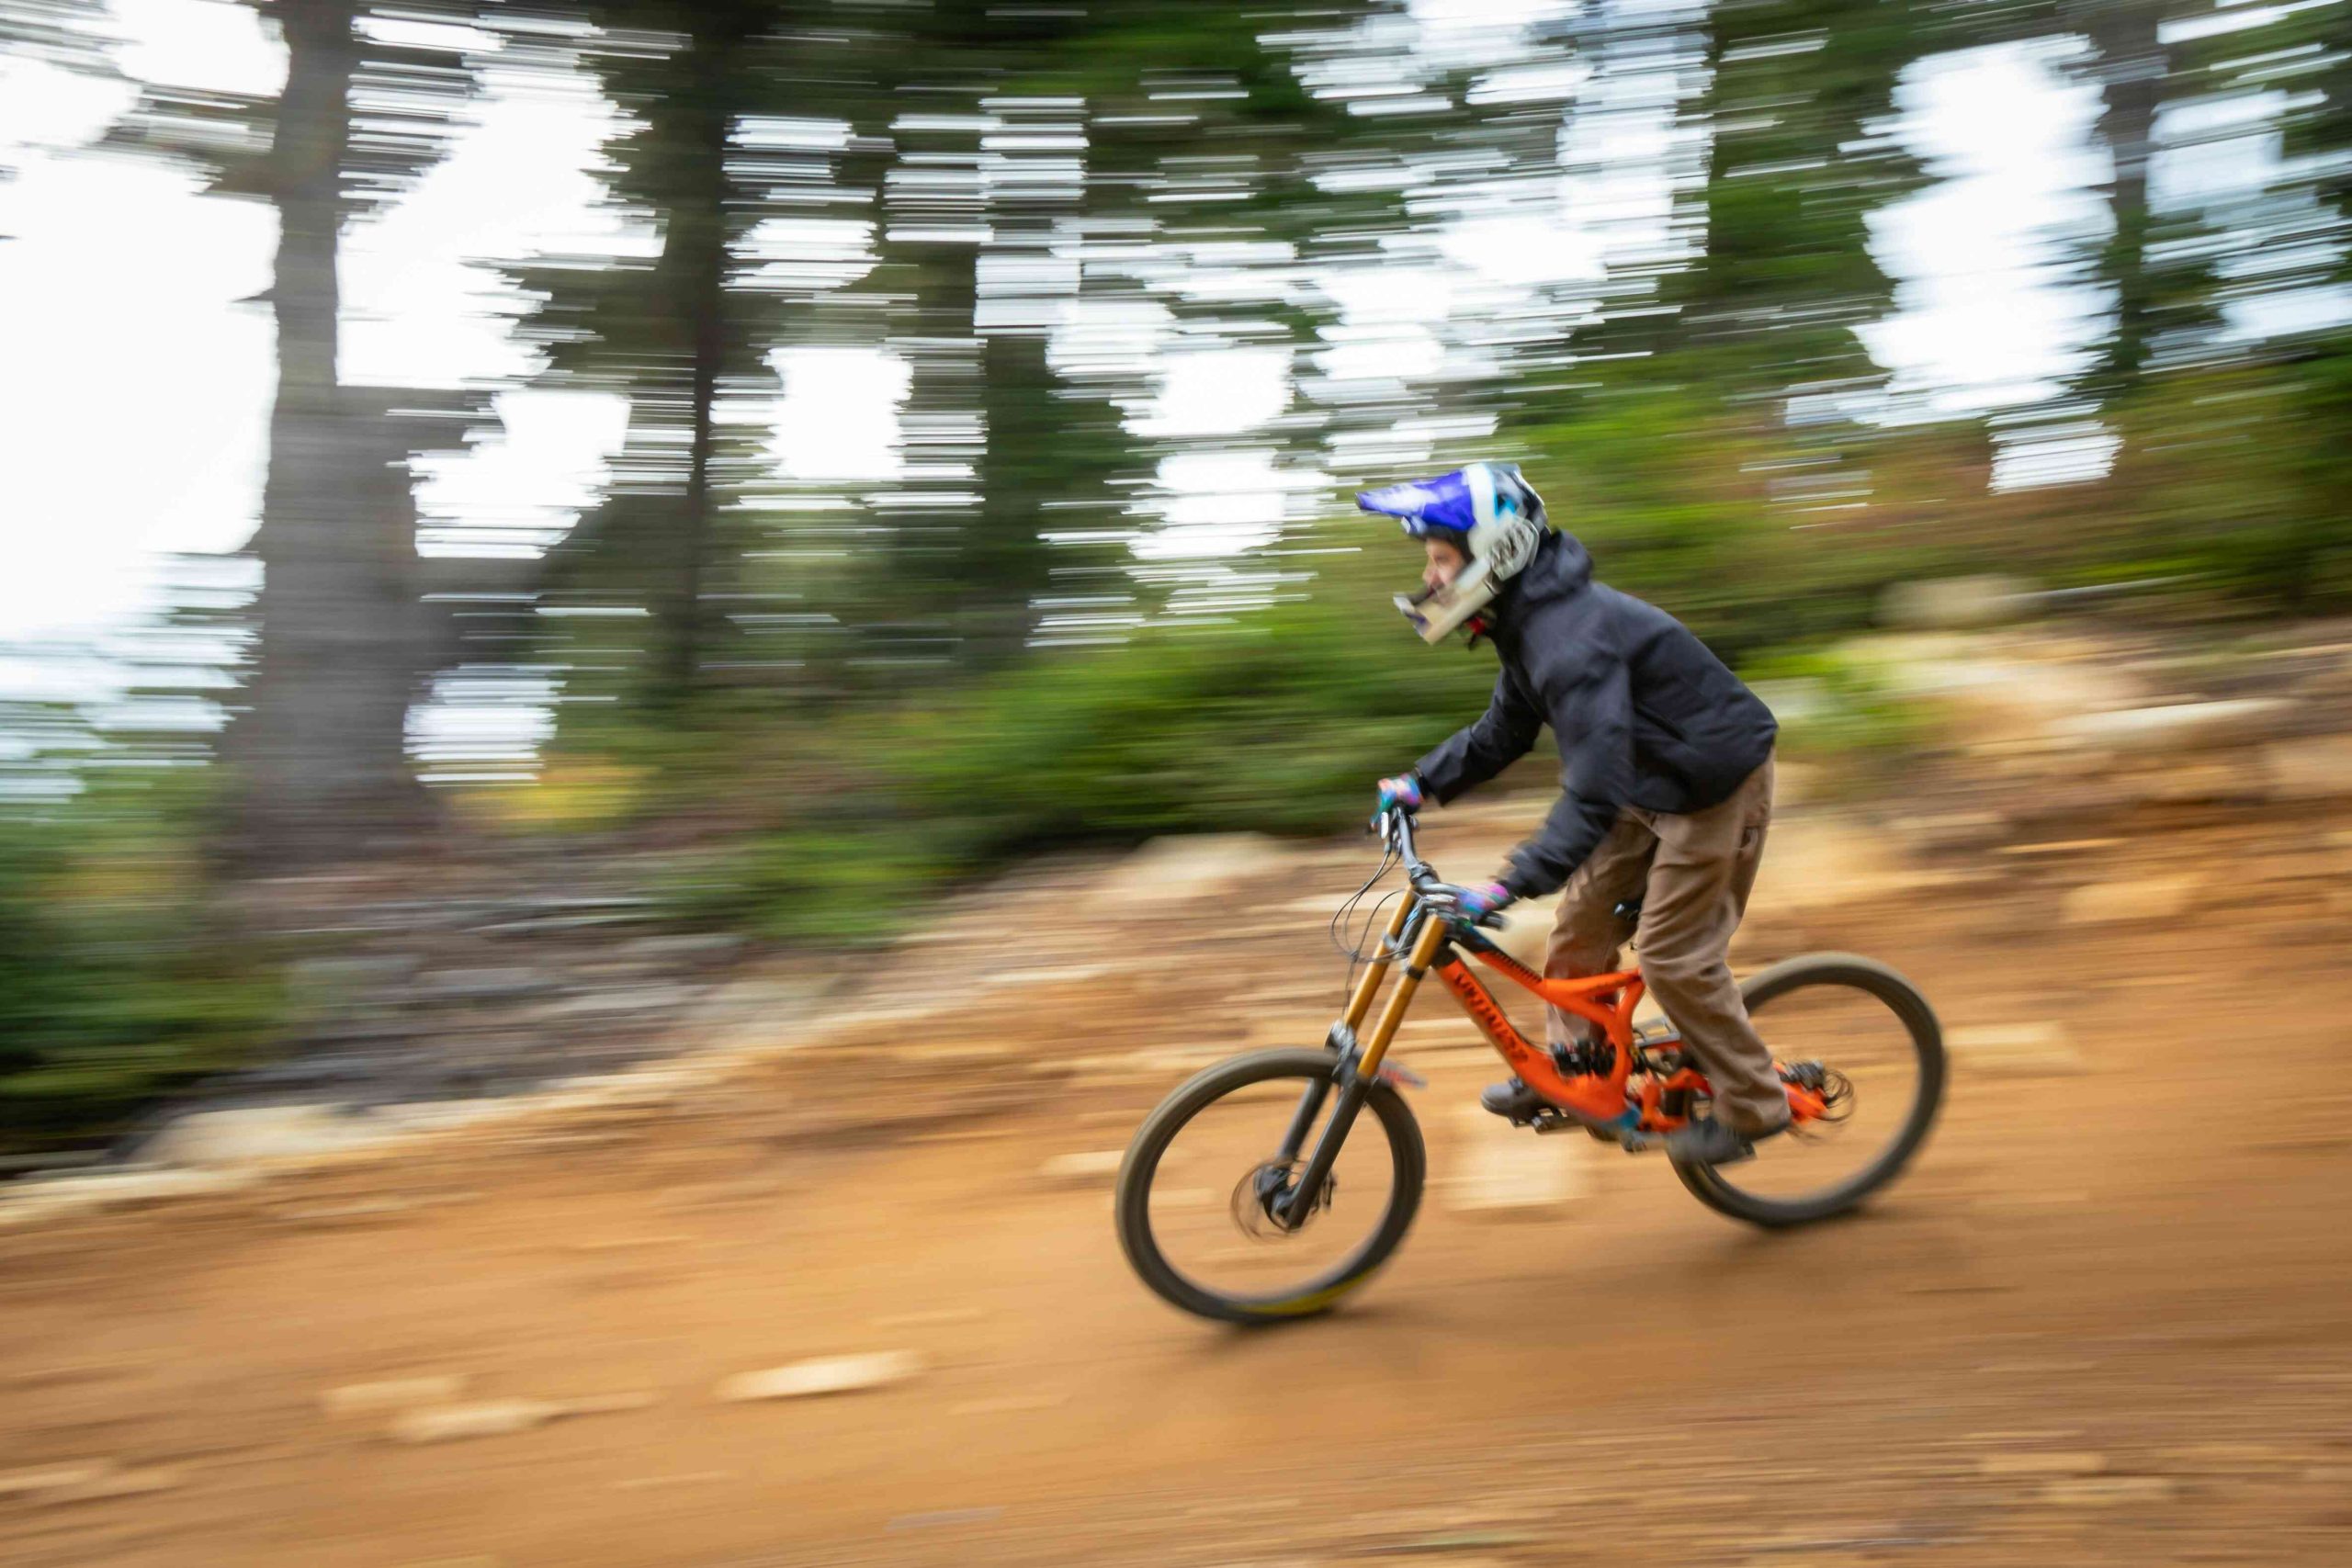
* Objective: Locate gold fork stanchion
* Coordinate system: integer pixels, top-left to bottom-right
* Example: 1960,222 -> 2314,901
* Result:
1340,895 -> 1416,1035
1353,911 -> 1449,1080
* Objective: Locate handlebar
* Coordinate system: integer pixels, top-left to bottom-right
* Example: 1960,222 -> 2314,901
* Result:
1373,804 -> 1504,928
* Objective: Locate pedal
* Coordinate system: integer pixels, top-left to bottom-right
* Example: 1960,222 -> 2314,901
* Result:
1480,1078 -> 1547,1122
1532,1110 -> 1652,1149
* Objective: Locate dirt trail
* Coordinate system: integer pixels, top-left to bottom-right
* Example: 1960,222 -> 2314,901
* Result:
4,803 -> 2351,1567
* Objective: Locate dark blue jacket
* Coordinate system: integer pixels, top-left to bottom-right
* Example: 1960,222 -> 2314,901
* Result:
1412,531 -> 1777,898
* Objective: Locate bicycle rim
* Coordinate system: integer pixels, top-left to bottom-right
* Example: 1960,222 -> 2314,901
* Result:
1116,1049 -> 1424,1323
1674,954 -> 1943,1225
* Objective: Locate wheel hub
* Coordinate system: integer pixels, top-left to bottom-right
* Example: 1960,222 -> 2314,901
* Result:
1782,1059 -> 1855,1139
1231,1160 -> 1337,1238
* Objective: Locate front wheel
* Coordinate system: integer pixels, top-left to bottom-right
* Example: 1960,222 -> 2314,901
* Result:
1672,953 -> 1944,1228
1115,1048 -> 1425,1325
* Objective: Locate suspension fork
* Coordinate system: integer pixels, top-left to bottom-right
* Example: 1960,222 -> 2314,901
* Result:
1271,896 -> 1419,1169
1274,909 -> 1449,1226
1340,895 -> 1417,1038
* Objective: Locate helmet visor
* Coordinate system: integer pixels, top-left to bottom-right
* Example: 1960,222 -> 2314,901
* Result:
1355,468 -> 1483,535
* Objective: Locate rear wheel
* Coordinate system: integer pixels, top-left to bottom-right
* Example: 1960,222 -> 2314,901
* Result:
1115,1048 -> 1425,1325
1671,953 -> 1943,1227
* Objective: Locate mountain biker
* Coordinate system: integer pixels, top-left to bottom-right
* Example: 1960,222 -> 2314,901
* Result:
1357,462 -> 1785,1165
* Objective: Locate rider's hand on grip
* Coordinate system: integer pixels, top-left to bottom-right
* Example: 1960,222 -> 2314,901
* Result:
1455,880 -> 1512,927
1374,773 -> 1423,814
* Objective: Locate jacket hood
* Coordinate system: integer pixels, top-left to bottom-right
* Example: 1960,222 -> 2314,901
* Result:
1488,529 -> 1591,627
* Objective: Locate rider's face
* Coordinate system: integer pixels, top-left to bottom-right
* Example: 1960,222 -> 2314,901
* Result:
1423,538 -> 1467,592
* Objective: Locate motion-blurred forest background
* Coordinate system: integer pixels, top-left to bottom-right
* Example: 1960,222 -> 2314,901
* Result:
3,0 -> 2348,1157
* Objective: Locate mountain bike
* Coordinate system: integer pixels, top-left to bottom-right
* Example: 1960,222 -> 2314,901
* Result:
1114,804 -> 1944,1325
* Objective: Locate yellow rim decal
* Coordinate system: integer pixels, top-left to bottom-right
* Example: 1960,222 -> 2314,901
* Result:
1249,1276 -> 1364,1316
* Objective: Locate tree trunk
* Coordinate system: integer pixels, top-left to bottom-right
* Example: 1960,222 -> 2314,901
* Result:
661,45 -> 734,708
220,0 -> 435,872
863,238 -> 984,671
2089,3 -> 2165,389
966,322 -> 1057,667
564,32 -> 739,714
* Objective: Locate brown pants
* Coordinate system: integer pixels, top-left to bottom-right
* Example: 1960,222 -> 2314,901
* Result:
1544,757 -> 1787,1135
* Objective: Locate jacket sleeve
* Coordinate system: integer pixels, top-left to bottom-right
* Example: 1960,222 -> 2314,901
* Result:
1498,649 -> 1634,899
1412,669 -> 1544,805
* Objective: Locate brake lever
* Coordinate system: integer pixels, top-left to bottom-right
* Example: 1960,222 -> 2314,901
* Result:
1416,878 -> 1464,909
1419,882 -> 1509,933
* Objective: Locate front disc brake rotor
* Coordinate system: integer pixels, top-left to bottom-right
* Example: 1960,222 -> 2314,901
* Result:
1230,1161 -> 1338,1239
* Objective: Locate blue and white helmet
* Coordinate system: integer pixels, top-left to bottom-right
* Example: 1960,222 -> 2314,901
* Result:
1356,461 -> 1549,644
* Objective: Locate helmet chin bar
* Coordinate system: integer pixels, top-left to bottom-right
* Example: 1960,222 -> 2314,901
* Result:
1395,553 -> 1502,644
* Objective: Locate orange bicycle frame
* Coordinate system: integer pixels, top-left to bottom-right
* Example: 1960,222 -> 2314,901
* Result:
1430,936 -> 1650,1125
1345,895 -> 1640,1124
1346,897 -> 1824,1132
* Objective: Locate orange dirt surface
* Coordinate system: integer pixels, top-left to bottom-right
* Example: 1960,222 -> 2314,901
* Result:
3,809 -> 2350,1567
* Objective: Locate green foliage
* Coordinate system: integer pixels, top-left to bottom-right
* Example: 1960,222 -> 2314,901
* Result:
1506,384 -> 1951,660
0,787 -> 282,1159
652,582 -> 1497,942
642,317 -> 2352,947
895,592 -> 1495,853
649,828 -> 948,946
1741,645 -> 1932,765
2102,344 -> 2352,608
